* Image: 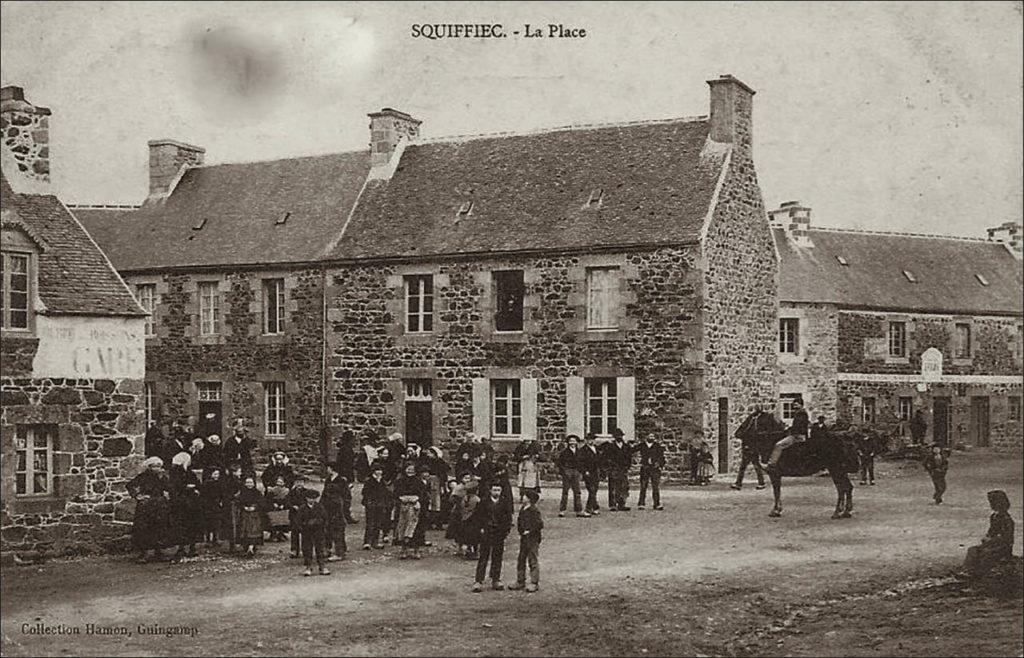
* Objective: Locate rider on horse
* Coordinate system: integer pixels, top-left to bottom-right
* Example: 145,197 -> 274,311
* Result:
767,397 -> 809,472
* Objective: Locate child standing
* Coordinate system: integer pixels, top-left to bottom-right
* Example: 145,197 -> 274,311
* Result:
295,489 -> 330,576
322,463 -> 349,562
517,450 -> 542,504
923,445 -> 949,504
459,475 -> 482,559
222,462 -> 245,552
394,461 -> 426,559
285,476 -> 307,558
200,468 -> 225,546
237,475 -> 264,556
696,442 -> 715,485
509,489 -> 543,593
361,463 -> 392,550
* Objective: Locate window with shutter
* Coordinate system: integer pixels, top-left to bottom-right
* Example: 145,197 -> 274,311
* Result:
586,267 -> 619,329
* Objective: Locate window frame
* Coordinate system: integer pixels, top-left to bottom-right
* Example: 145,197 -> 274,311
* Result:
779,317 -> 800,355
493,270 -> 525,333
585,378 -> 618,438
14,425 -> 54,497
898,396 -> 913,422
135,283 -> 157,336
491,379 -> 522,438
262,278 -> 285,335
862,397 -> 877,424
888,321 -> 907,358
198,281 -> 220,336
779,393 -> 802,422
264,381 -> 287,438
1010,396 -> 1022,422
1,250 -> 33,332
404,379 -> 433,401
586,266 -> 620,330
404,274 -> 435,334
196,381 -> 222,402
954,322 -> 972,359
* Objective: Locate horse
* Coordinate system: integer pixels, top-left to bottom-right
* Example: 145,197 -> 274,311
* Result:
736,411 -> 860,518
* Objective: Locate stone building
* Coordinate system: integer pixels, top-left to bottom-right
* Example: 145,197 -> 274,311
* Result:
1,86 -> 148,556
772,202 -> 1023,449
79,74 -> 778,477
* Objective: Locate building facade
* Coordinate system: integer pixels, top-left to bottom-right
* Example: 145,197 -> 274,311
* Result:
1,86 -> 148,557
773,202 -> 1023,450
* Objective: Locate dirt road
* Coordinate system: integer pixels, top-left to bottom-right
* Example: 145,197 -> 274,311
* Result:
2,452 -> 1022,656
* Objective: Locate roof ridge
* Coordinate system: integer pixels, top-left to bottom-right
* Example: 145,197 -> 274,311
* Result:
808,226 -> 992,243
419,115 -> 709,146
66,203 -> 141,210
189,149 -> 367,171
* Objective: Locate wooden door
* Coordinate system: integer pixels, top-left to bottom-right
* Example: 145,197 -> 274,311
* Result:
717,397 -> 729,473
932,397 -> 951,447
970,396 -> 990,447
405,401 -> 433,448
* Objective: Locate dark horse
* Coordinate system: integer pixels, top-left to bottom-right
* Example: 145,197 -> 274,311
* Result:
736,411 -> 860,518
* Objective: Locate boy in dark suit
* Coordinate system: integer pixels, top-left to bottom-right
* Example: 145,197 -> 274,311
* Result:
295,489 -> 330,576
322,463 -> 349,561
509,489 -> 543,593
636,432 -> 666,510
471,483 -> 513,592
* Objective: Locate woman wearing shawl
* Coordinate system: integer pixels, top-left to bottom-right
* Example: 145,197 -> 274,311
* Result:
128,457 -> 172,563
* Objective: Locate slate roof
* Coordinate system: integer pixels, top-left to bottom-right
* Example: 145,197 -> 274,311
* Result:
328,118 -> 725,259
776,227 -> 1024,316
1,174 -> 145,316
77,152 -> 370,271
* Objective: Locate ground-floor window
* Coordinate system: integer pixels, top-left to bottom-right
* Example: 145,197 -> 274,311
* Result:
491,379 -> 522,437
586,378 -> 618,437
15,425 -> 54,496
862,397 -> 877,424
265,382 -> 286,437
898,396 -> 913,422
1011,396 -> 1022,422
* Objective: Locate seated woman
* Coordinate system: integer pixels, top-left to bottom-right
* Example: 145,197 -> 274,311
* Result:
964,490 -> 1015,578
264,476 -> 291,542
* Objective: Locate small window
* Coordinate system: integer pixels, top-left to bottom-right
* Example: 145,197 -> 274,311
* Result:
405,275 -> 434,333
1011,397 -> 1022,422
135,283 -> 157,336
491,379 -> 522,437
197,381 -> 222,401
494,270 -> 525,332
975,273 -> 990,286
192,218 -> 208,231
835,255 -> 849,266
198,282 -> 220,335
14,425 -> 54,496
898,396 -> 913,422
456,201 -> 474,218
585,188 -> 604,208
145,382 -> 156,428
779,393 -> 802,422
586,378 -> 618,437
265,382 -> 286,437
862,397 -> 877,424
954,323 -> 971,359
276,212 -> 290,226
262,278 -> 285,335
888,321 -> 907,358
902,270 -> 917,283
586,267 -> 619,329
405,379 -> 432,401
779,318 -> 800,354
1,251 -> 31,330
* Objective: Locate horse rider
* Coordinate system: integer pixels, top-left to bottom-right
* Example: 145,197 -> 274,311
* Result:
767,397 -> 809,471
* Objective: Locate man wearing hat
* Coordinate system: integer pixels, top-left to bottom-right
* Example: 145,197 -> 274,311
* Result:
767,397 -> 809,471
602,428 -> 633,511
261,451 -> 296,490
295,488 -> 330,576
223,420 -> 256,475
361,462 -> 392,549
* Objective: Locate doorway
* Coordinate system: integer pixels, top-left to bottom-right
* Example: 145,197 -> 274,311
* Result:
932,397 -> 951,447
404,380 -> 433,448
970,396 -> 990,447
197,381 -> 223,440
717,397 -> 729,473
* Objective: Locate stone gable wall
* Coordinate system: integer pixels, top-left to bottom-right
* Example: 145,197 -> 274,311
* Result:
777,303 -> 839,420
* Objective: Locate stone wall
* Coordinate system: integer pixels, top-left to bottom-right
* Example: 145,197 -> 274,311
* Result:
701,145 -> 778,471
777,303 -> 839,420
0,87 -> 51,185
326,247 -> 707,479
123,266 -> 325,470
0,376 -> 145,555
0,335 -> 39,378
838,311 -> 1022,376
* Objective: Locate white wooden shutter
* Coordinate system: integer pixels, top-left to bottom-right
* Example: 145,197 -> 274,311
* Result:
472,378 -> 490,437
616,376 -> 636,440
521,378 -> 538,440
566,376 -> 585,438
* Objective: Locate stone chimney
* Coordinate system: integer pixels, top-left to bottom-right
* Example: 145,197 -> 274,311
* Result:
1,86 -> 52,194
368,108 -> 421,169
707,74 -> 755,155
987,220 -> 1023,255
147,139 -> 205,198
769,201 -> 813,247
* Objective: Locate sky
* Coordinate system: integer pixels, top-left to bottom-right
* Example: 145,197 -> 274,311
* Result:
1,1 -> 1021,238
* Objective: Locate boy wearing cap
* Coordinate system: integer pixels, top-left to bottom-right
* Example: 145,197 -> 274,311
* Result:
509,490 -> 543,593
322,463 -> 349,562
295,489 -> 330,576
361,463 -> 392,549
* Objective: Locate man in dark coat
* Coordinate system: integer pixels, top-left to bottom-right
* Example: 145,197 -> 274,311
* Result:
731,410 -> 767,491
471,482 -> 514,592
768,397 -> 809,470
260,451 -> 296,490
322,463 -> 349,561
162,418 -> 190,468
295,489 -> 330,576
335,432 -> 359,524
910,409 -> 928,445
222,423 -> 256,475
556,435 -> 588,517
144,421 -> 167,459
636,432 -> 666,510
602,428 -> 633,511
128,457 -> 172,562
578,433 -> 603,515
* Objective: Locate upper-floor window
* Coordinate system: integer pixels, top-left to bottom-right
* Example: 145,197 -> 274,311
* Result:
888,321 -> 907,358
135,284 -> 156,336
262,278 -> 285,335
1,251 -> 31,330
586,267 -> 619,329
586,378 -> 618,437
779,318 -> 800,354
494,270 -> 524,332
15,425 -> 53,496
405,275 -> 434,333
1011,396 -> 1022,422
199,282 -> 220,335
265,382 -> 286,437
491,379 -> 522,437
862,397 -> 877,424
954,323 -> 971,359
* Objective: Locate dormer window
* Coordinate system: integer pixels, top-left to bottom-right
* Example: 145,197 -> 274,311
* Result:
192,218 -> 207,231
835,255 -> 849,266
902,269 -> 917,283
585,188 -> 604,208
275,212 -> 290,226
975,273 -> 990,286
456,201 -> 474,218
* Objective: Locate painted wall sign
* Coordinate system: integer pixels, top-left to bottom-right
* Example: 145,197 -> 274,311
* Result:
920,347 -> 943,383
32,315 -> 146,379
